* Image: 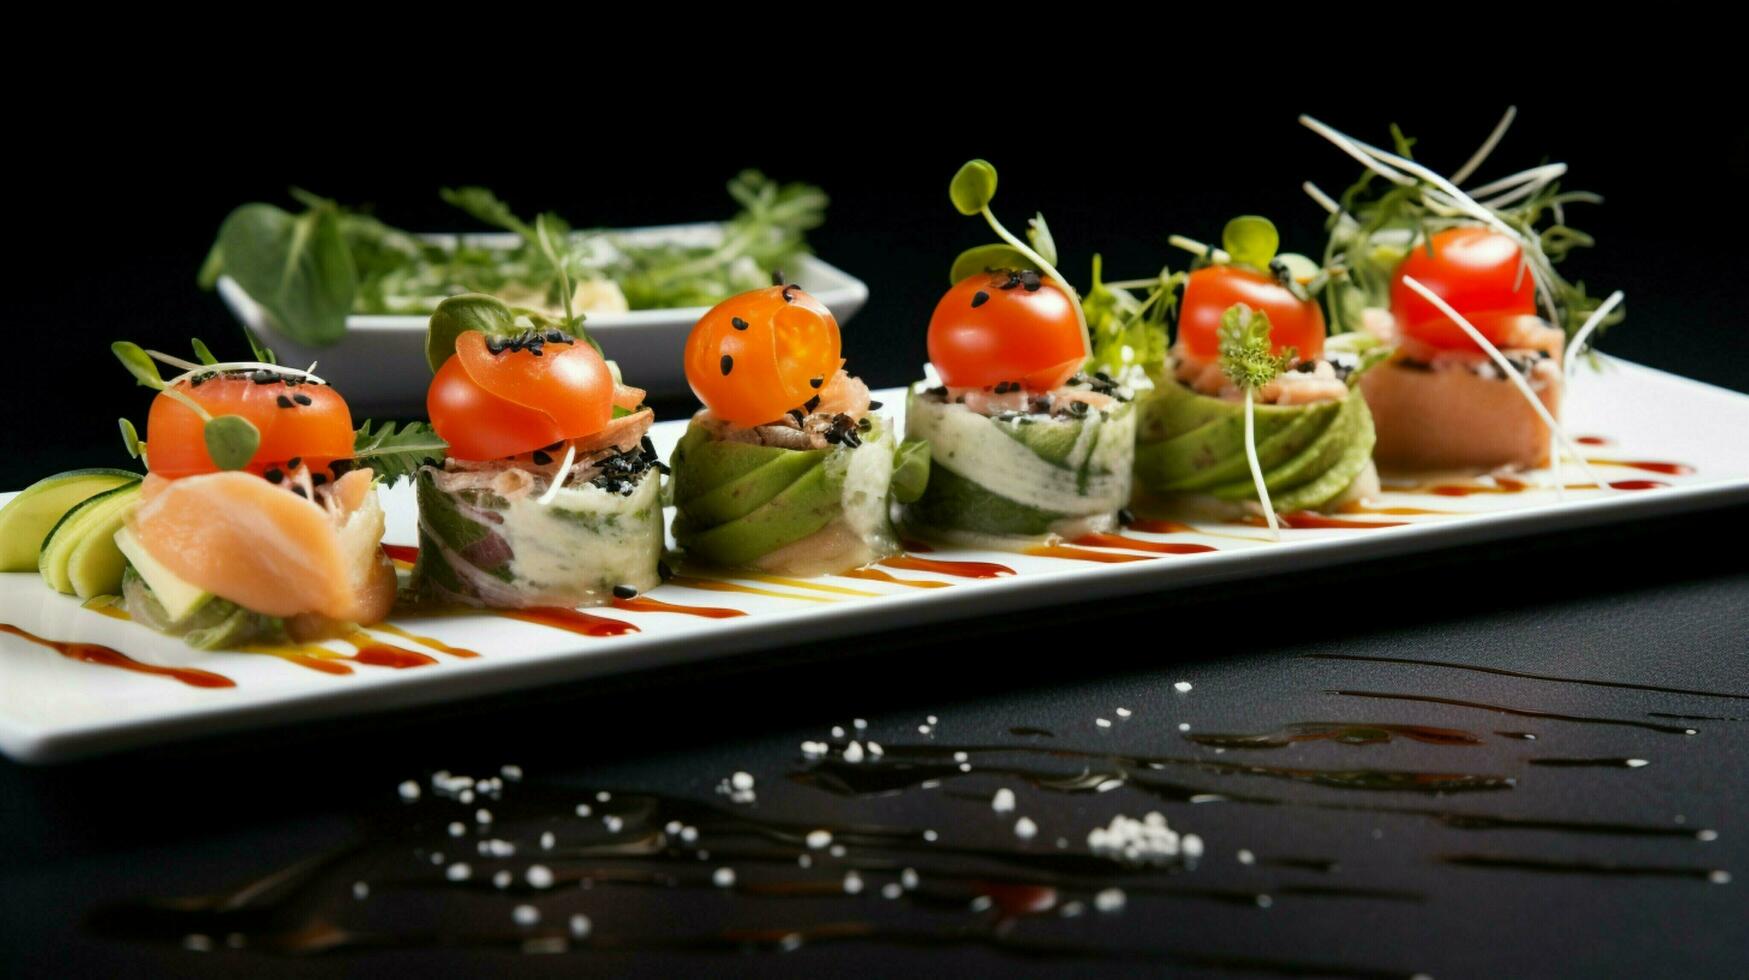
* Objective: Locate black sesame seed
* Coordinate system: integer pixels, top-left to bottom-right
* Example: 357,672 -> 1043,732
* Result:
532,450 -> 553,465
731,316 -> 749,331
291,485 -> 308,498
287,457 -> 302,470
788,408 -> 806,424
311,473 -> 328,487
276,395 -> 294,408
868,400 -> 883,411
293,393 -> 312,406
658,560 -> 674,580
547,330 -> 565,343
1118,508 -> 1135,526
721,354 -> 734,375
612,584 -> 638,600
804,395 -> 821,413
530,347 -> 543,357
770,269 -> 785,287
971,290 -> 991,308
781,286 -> 797,303
265,468 -> 284,484
251,370 -> 277,384
810,376 -> 824,389
487,337 -> 506,354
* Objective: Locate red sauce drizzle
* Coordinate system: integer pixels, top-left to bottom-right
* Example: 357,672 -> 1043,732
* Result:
503,607 -> 639,637
1237,512 -> 1410,530
1,623 -> 235,688
1576,435 -> 1611,446
374,624 -> 480,659
1607,479 -> 1671,491
881,554 -> 1015,578
266,647 -> 353,675
1126,518 -> 1196,534
1023,545 -> 1153,564
343,632 -> 437,669
381,543 -> 420,564
612,596 -> 748,618
1586,458 -> 1695,476
842,567 -> 952,589
1338,502 -> 1455,517
1408,476 -> 1670,496
1071,532 -> 1217,554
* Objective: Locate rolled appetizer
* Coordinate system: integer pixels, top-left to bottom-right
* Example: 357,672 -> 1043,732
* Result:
899,160 -> 1136,548
669,284 -> 928,575
415,293 -> 663,607
1114,217 -> 1379,528
101,341 -> 411,647
1302,111 -> 1622,471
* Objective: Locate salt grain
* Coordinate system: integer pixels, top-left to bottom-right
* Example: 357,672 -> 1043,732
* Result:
596,791 -> 611,802
731,771 -> 755,790
569,914 -> 592,938
1237,849 -> 1256,865
806,830 -> 833,850
992,788 -> 1016,813
352,881 -> 370,900
1116,707 -> 1132,718
398,780 -> 421,801
969,895 -> 993,912
853,718 -> 867,730
1094,888 -> 1126,912
1096,718 -> 1111,728
843,742 -> 865,764
513,904 -> 540,926
801,741 -> 828,758
843,870 -> 864,894
901,868 -> 919,889
604,815 -> 624,833
448,822 -> 466,838
575,804 -> 592,817
528,865 -> 555,889
447,863 -> 472,881
476,809 -> 493,825
1014,817 -> 1038,840
713,867 -> 736,888
494,870 -> 512,889
882,883 -> 902,899
541,832 -> 556,850
1174,681 -> 1192,692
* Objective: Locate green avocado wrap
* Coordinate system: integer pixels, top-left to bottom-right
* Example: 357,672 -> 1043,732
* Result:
670,415 -> 929,575
1133,372 -> 1377,515
899,382 -> 1137,547
413,450 -> 664,608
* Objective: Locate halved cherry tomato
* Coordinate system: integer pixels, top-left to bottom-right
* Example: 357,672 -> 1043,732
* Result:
1178,265 -> 1325,363
1390,227 -> 1536,350
427,331 -> 614,461
685,285 -> 843,426
928,271 -> 1083,391
146,374 -> 354,478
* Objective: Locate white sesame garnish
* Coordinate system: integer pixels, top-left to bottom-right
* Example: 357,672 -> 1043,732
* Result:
527,865 -> 555,889
447,863 -> 472,881
1626,759 -> 1649,768
183,934 -> 213,952
1237,849 -> 1256,865
831,726 -> 846,738
476,809 -> 493,825
596,791 -> 611,802
992,788 -> 1016,813
829,844 -> 847,857
604,815 -> 624,833
1709,870 -> 1732,884
882,882 -> 902,899
1014,817 -> 1038,840
867,742 -> 883,757
513,904 -> 540,926
1116,708 -> 1132,718
1096,718 -> 1111,728
843,870 -> 864,894
806,830 -> 833,850
352,881 -> 370,900
923,829 -> 939,842
731,771 -> 755,790
802,741 -> 828,758
494,870 -> 512,889
958,762 -> 972,772
1174,681 -> 1192,693
1182,834 -> 1204,858
853,718 -> 867,730
569,914 -> 592,938
680,825 -> 699,844
575,804 -> 592,817
713,867 -> 736,888
969,895 -> 993,912
918,725 -> 932,735
1699,830 -> 1720,842
458,789 -> 475,805
901,868 -> 919,889
448,822 -> 466,837
1094,888 -> 1126,912
953,751 -> 969,763
541,832 -> 556,850
501,764 -> 523,781
927,715 -> 939,725
843,742 -> 865,764
398,780 -> 421,801
1178,723 -> 1191,732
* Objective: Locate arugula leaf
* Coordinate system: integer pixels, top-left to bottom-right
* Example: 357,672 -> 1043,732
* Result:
352,420 -> 448,486
215,202 -> 357,346
1083,255 -> 1176,377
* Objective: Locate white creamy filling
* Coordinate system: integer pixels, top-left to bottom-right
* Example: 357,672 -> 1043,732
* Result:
491,473 -> 663,601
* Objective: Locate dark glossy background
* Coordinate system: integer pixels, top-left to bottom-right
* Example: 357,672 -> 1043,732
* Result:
3,82 -> 1748,978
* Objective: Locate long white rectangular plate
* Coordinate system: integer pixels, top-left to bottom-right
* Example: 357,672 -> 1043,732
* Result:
219,223 -> 869,409
3,357 -> 1745,763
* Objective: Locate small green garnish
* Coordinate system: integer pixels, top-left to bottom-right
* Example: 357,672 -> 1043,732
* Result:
190,338 -> 219,366
1217,304 -> 1293,390
112,341 -> 165,390
203,415 -> 261,471
949,159 -> 999,215
1221,216 -> 1280,271
118,418 -> 143,460
425,293 -> 518,373
352,420 -> 448,487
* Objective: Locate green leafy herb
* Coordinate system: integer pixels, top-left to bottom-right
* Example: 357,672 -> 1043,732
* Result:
948,243 -> 1032,285
425,293 -> 518,373
203,415 -> 261,471
1217,304 -> 1293,390
214,202 -> 357,346
118,418 -> 142,459
1083,255 -> 1178,378
1221,215 -> 1280,271
189,338 -> 219,365
949,160 -> 998,215
352,420 -> 448,486
1027,213 -> 1058,267
112,342 -> 165,390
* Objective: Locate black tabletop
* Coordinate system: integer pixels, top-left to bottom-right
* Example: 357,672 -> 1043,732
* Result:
5,91 -> 1748,978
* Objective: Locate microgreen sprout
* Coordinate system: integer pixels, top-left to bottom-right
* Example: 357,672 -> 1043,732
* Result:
536,442 -> 578,507
1565,290 -> 1626,380
1217,305 -> 1293,538
948,160 -> 1089,357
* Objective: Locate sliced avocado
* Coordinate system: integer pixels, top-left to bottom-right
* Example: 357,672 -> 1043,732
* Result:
679,448 -> 827,527
114,524 -> 212,622
994,416 -> 1087,467
1135,378 -> 1341,492
39,482 -> 142,597
0,468 -> 140,571
890,439 -> 932,505
671,427 -> 799,503
674,457 -> 844,567
1270,397 -> 1377,512
1206,391 -> 1364,500
902,464 -> 1065,538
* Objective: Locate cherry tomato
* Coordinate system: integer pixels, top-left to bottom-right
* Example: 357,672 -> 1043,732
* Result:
1178,265 -> 1325,363
1390,227 -> 1536,350
146,374 -> 354,478
685,285 -> 843,426
428,331 -> 614,461
927,271 -> 1084,391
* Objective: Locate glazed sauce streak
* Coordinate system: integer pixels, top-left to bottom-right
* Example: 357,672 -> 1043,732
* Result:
373,624 -> 481,658
1,623 -> 234,688
1071,533 -> 1217,555
612,596 -> 748,618
344,632 -> 437,669
1587,458 -> 1693,475
1126,518 -> 1196,534
841,568 -> 951,589
1576,435 -> 1610,446
381,543 -> 420,564
1023,545 -> 1151,564
1427,477 -> 1670,496
504,607 -> 639,637
881,555 -> 1015,578
1276,512 -> 1408,530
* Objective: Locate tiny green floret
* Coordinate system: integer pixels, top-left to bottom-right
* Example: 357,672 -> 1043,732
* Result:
1217,305 -> 1293,391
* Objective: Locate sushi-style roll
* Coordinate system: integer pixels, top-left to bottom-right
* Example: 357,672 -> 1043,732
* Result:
1301,111 -> 1622,472
414,294 -> 663,607
669,284 -> 929,575
101,340 -> 406,647
1116,217 -> 1379,525
898,160 -> 1136,548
